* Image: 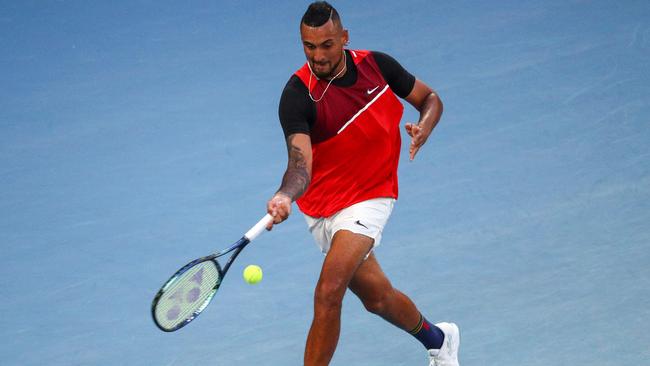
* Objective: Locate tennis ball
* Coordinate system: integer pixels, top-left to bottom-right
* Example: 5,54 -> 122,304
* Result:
243,265 -> 263,284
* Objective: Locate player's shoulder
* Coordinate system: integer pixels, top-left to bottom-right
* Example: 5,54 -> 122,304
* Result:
280,74 -> 311,111
365,50 -> 415,98
348,49 -> 376,63
283,74 -> 308,94
368,50 -> 400,64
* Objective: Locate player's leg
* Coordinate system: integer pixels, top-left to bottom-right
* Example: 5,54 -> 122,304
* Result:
348,252 -> 421,330
304,230 -> 373,366
348,253 -> 447,352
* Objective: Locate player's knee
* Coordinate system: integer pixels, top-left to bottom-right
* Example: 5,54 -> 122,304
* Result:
314,280 -> 345,312
361,293 -> 390,316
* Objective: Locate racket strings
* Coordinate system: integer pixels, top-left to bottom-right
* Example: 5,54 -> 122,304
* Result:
153,261 -> 221,330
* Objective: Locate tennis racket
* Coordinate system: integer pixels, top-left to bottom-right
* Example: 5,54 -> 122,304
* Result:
151,213 -> 273,332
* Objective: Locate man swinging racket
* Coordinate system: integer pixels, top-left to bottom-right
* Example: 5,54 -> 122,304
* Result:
266,2 -> 460,365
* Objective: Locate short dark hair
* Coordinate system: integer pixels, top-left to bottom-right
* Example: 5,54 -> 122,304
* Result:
301,1 -> 341,28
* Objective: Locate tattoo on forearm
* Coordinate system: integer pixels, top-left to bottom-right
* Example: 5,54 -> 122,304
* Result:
278,138 -> 310,201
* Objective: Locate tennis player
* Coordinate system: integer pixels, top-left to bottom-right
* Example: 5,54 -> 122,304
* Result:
266,2 -> 459,365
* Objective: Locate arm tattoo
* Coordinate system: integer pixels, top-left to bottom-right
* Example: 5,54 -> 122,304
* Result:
277,137 -> 310,201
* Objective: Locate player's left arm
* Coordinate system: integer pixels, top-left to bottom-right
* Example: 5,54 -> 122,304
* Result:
371,51 -> 443,161
404,80 -> 443,161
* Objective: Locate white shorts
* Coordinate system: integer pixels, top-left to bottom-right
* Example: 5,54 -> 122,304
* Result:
303,198 -> 396,255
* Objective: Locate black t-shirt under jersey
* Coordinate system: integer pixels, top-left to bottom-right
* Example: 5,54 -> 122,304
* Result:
279,50 -> 416,138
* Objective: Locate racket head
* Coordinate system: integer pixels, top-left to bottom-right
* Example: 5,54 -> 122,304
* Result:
151,256 -> 224,332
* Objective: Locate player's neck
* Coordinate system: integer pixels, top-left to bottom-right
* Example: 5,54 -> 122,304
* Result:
326,50 -> 347,81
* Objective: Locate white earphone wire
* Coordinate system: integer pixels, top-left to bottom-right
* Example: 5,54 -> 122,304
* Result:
307,49 -> 347,103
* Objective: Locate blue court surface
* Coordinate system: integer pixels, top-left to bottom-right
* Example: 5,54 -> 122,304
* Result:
1,1 -> 649,365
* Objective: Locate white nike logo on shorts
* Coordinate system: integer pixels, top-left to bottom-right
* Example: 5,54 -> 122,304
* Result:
367,86 -> 379,94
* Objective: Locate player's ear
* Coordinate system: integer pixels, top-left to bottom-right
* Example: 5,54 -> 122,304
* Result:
342,29 -> 349,46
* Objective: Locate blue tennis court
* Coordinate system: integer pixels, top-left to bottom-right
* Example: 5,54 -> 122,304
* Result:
1,1 -> 648,365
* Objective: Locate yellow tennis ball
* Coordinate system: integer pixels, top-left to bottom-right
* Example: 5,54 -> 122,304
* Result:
243,265 -> 263,284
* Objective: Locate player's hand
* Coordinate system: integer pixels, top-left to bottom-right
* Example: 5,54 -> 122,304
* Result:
405,122 -> 431,161
266,192 -> 292,230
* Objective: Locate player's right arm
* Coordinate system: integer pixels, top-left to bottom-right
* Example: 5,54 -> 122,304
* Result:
266,133 -> 312,229
266,75 -> 315,229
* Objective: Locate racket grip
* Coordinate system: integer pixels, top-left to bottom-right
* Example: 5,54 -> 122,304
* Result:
244,213 -> 273,241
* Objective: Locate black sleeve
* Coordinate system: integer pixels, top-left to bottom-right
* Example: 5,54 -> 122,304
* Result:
278,75 -> 315,139
371,51 -> 416,99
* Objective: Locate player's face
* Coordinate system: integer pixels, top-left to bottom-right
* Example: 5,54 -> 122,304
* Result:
300,19 -> 348,79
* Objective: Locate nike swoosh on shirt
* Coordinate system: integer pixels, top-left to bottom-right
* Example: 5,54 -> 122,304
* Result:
354,220 -> 368,229
367,86 -> 379,94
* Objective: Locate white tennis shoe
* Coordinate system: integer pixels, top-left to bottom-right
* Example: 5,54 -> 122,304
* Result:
427,322 -> 460,366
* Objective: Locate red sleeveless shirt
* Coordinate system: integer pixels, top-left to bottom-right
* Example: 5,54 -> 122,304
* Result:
295,50 -> 404,218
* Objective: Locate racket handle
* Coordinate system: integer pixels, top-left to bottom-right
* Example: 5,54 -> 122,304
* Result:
244,213 -> 273,241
